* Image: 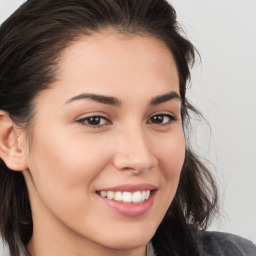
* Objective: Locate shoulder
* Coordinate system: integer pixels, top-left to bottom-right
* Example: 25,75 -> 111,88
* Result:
197,230 -> 256,256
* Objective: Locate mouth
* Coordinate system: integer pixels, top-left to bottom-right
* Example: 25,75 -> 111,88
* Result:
96,183 -> 158,217
96,184 -> 157,217
96,190 -> 151,204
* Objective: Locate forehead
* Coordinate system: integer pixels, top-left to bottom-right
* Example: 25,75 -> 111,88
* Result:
57,31 -> 178,82
43,31 -> 180,105
59,31 -> 174,63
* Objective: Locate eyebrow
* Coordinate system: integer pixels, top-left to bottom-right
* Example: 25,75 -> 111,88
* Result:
65,91 -> 180,106
65,93 -> 121,106
150,91 -> 181,105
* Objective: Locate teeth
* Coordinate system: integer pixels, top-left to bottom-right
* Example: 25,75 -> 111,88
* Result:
99,190 -> 151,204
100,191 -> 107,197
123,192 -> 132,203
141,191 -> 146,201
107,191 -> 114,200
132,191 -> 142,203
114,191 -> 122,201
145,190 -> 150,200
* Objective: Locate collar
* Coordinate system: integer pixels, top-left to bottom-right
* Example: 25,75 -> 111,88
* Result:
147,242 -> 156,256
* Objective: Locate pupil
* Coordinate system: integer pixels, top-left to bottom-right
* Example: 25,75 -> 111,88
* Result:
152,115 -> 163,124
88,117 -> 101,125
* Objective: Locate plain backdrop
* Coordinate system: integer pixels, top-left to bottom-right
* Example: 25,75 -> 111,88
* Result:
170,0 -> 256,243
0,0 -> 255,253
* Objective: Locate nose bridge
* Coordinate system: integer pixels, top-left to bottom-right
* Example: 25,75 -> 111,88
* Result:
125,124 -> 148,155
113,122 -> 157,171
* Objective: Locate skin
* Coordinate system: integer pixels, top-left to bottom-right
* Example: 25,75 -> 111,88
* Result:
17,31 -> 185,256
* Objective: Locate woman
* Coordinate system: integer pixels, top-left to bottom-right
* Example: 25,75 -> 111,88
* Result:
0,0 -> 255,255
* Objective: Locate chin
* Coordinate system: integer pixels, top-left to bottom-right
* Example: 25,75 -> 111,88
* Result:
104,237 -> 150,251
99,226 -> 156,250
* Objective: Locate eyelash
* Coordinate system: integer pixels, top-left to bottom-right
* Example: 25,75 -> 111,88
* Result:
76,115 -> 111,128
147,114 -> 177,125
76,113 -> 176,128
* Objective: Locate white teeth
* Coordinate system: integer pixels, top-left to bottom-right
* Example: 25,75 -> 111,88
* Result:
99,190 -> 151,204
141,191 -> 146,202
107,191 -> 114,200
132,191 -> 142,203
114,191 -> 122,201
100,191 -> 107,197
123,192 -> 132,203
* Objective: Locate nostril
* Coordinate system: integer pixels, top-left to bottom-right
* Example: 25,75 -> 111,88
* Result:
113,154 -> 157,174
123,167 -> 133,170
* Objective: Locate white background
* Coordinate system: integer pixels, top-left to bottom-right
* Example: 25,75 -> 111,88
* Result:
0,0 -> 255,253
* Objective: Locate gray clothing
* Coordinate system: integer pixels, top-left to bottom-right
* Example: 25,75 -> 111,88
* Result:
198,231 -> 256,256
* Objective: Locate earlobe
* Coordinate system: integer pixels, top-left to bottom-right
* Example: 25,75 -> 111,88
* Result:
0,111 -> 28,171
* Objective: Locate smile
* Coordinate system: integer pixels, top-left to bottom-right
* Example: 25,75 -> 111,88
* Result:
96,184 -> 157,216
97,190 -> 151,204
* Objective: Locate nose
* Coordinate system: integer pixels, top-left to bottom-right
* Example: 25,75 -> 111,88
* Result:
112,127 -> 158,174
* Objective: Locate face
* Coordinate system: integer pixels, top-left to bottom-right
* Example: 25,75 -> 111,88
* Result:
22,31 -> 185,255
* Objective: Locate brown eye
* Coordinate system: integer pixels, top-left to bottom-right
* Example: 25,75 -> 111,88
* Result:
148,114 -> 176,125
151,115 -> 164,124
77,115 -> 110,127
87,116 -> 103,125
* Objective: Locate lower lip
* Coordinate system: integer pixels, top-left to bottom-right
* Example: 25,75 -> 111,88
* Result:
97,191 -> 156,217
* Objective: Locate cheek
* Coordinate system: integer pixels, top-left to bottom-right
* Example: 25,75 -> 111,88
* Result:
29,143 -> 104,191
151,131 -> 185,222
159,131 -> 186,178
26,128 -> 110,206
156,132 -> 186,208
26,135 -> 111,223
27,142 -> 118,235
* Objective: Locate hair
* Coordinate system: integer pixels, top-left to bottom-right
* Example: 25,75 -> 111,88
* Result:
0,0 -> 218,255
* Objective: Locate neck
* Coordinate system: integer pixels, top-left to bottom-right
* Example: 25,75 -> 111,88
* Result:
27,237 -> 147,256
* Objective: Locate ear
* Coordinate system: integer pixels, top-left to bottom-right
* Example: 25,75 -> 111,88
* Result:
0,111 -> 28,171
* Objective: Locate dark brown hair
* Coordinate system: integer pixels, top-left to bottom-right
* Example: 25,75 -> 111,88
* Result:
0,0 -> 218,255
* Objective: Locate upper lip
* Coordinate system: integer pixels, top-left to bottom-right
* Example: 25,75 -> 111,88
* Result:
97,183 -> 158,192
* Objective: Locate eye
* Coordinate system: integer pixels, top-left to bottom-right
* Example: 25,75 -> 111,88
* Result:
76,115 -> 110,128
147,114 -> 176,125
